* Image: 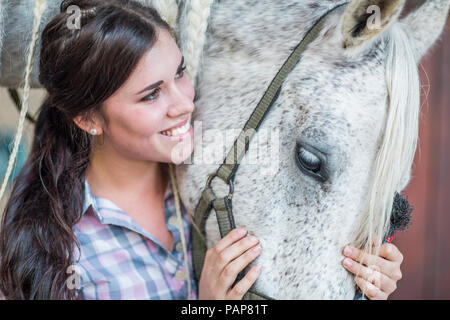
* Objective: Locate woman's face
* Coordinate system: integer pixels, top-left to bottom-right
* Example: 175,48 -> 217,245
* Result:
95,29 -> 195,164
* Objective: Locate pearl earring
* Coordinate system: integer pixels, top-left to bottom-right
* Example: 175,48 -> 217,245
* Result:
90,128 -> 98,135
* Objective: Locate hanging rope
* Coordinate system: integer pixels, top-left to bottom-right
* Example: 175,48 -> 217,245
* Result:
0,0 -> 47,203
168,163 -> 193,299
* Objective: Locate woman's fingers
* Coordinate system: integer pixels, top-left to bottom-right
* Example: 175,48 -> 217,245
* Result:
213,227 -> 248,252
343,244 -> 403,281
208,229 -> 259,272
379,243 -> 403,263
199,228 -> 262,299
342,258 -> 397,294
216,234 -> 259,268
343,245 -> 390,274
204,228 -> 248,275
354,276 -> 388,300
227,265 -> 262,300
219,243 -> 262,291
378,243 -> 403,281
342,243 -> 404,298
201,228 -> 248,295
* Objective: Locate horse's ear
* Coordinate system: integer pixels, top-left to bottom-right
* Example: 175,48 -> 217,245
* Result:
341,0 -> 405,50
400,0 -> 450,62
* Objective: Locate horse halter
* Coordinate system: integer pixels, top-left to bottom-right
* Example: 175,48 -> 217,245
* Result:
191,3 -> 349,300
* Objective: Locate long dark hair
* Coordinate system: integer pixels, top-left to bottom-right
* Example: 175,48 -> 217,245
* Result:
0,0 -> 172,299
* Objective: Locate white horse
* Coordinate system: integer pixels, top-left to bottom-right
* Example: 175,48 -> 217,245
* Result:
176,0 -> 450,299
0,0 -> 449,299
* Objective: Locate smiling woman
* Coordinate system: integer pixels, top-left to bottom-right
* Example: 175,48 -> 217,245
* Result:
72,29 -> 195,165
0,0 -> 184,300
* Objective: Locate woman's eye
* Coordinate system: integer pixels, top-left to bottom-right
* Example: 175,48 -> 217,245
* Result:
141,88 -> 161,102
175,65 -> 187,79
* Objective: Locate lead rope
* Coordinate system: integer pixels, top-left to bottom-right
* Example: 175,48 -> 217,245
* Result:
0,0 -> 47,203
168,163 -> 193,299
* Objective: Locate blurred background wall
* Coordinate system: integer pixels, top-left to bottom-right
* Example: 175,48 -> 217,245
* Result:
0,0 -> 448,299
390,0 -> 450,300
0,88 -> 46,213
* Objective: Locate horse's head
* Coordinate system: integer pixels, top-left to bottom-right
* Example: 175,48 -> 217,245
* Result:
176,0 -> 450,299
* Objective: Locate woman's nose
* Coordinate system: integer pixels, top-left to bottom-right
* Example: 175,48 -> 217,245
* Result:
166,84 -> 194,118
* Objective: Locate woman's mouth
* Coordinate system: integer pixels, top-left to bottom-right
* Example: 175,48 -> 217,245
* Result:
159,118 -> 193,141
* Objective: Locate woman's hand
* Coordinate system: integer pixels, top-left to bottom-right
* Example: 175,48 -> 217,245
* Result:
341,243 -> 404,300
198,227 -> 262,300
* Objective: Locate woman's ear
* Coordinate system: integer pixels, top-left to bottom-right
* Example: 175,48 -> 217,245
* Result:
73,113 -> 103,136
341,0 -> 405,50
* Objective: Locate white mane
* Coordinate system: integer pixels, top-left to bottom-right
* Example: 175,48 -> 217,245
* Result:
354,23 -> 420,256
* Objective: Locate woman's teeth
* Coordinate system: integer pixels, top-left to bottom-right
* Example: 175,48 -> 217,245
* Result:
160,121 -> 191,137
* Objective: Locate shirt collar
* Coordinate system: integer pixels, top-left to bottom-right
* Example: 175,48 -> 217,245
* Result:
82,177 -> 101,221
81,174 -> 187,257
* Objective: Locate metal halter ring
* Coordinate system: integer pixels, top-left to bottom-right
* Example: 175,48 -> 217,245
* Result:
206,171 -> 234,201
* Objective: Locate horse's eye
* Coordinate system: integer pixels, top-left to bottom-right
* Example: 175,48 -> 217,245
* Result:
295,144 -> 328,182
297,148 -> 321,173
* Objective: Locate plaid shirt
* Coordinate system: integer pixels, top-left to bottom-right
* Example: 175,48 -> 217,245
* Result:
72,177 -> 198,300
